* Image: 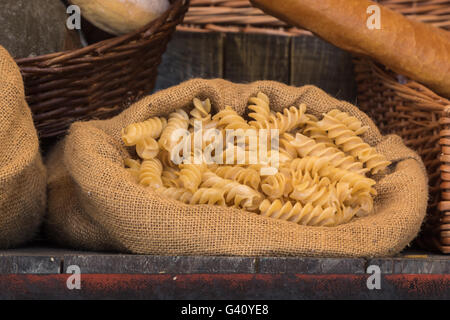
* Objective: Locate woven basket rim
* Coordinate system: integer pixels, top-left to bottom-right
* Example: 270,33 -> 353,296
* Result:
356,59 -> 450,109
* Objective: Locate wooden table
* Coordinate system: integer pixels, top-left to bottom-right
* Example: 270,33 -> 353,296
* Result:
154,31 -> 357,104
0,246 -> 448,299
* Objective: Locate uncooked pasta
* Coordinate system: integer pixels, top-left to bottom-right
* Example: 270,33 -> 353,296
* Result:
121,93 -> 391,227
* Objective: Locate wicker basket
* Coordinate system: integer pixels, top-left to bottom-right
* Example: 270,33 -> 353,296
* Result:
178,0 -> 450,252
351,1 -> 450,253
354,60 -> 450,253
15,0 -> 189,139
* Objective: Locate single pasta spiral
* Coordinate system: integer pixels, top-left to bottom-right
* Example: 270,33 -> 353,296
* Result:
326,109 -> 368,135
289,156 -> 333,181
139,159 -> 163,188
289,174 -> 338,208
191,98 -> 213,124
162,167 -> 182,188
189,188 -> 226,206
121,117 -> 167,146
156,187 -> 193,203
248,92 -> 272,129
178,163 -> 207,193
267,104 -> 308,134
201,172 -> 263,211
136,136 -> 160,160
259,199 -> 336,227
213,106 -> 250,130
156,187 -> 226,206
261,172 -> 288,199
159,109 -> 190,152
214,165 -> 261,190
290,133 -> 368,174
303,114 -> 334,146
318,111 -> 391,174
279,133 -> 298,159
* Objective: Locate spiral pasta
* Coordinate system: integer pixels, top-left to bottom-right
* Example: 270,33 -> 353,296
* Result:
289,173 -> 338,208
139,159 -> 163,188
201,172 -> 263,211
191,98 -> 213,125
267,104 -> 308,134
259,199 -> 336,227
289,157 -> 376,197
190,188 -> 226,206
123,93 -> 386,227
213,106 -> 250,130
121,117 -> 167,146
261,172 -> 288,200
157,186 -> 226,206
318,110 -> 391,174
303,115 -> 334,146
136,136 -> 160,160
248,92 -> 272,129
290,133 -> 368,174
326,109 -> 368,135
156,187 -> 193,203
159,109 -> 190,152
162,167 -> 182,188
178,163 -> 207,193
214,165 -> 260,190
158,150 -> 177,168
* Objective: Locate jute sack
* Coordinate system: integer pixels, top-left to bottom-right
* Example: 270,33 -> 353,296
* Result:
46,79 -> 428,257
0,46 -> 46,248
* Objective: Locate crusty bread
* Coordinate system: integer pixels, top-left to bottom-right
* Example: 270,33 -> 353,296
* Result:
70,0 -> 170,35
250,0 -> 450,98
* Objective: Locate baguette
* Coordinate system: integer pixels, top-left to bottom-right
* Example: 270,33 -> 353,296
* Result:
250,0 -> 450,98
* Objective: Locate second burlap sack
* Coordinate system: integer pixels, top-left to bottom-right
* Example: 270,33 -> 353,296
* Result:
46,79 -> 428,257
0,46 -> 46,248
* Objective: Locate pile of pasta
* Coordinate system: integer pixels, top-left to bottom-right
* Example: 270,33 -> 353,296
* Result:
121,92 -> 391,227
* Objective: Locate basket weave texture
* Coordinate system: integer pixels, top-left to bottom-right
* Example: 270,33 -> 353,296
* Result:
15,0 -> 189,139
178,0 -> 450,253
354,60 -> 450,253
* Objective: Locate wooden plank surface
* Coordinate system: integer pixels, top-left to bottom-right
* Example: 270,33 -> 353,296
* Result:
291,36 -> 357,103
0,248 -> 448,299
154,31 -> 224,92
224,33 -> 291,84
154,31 -> 357,104
0,247 -> 448,275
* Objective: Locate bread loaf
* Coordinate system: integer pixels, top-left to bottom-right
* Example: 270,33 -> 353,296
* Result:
70,0 -> 171,35
250,0 -> 450,98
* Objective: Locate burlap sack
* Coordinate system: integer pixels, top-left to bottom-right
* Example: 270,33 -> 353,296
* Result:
46,79 -> 428,257
0,46 -> 46,248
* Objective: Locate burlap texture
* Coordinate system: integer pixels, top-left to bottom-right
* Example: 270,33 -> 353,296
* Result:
0,46 -> 46,248
46,79 -> 428,257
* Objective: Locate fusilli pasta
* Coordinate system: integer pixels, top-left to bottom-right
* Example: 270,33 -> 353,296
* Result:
159,109 -> 190,152
139,159 -> 163,188
122,117 -> 167,146
123,93 -> 386,227
318,110 -> 391,174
